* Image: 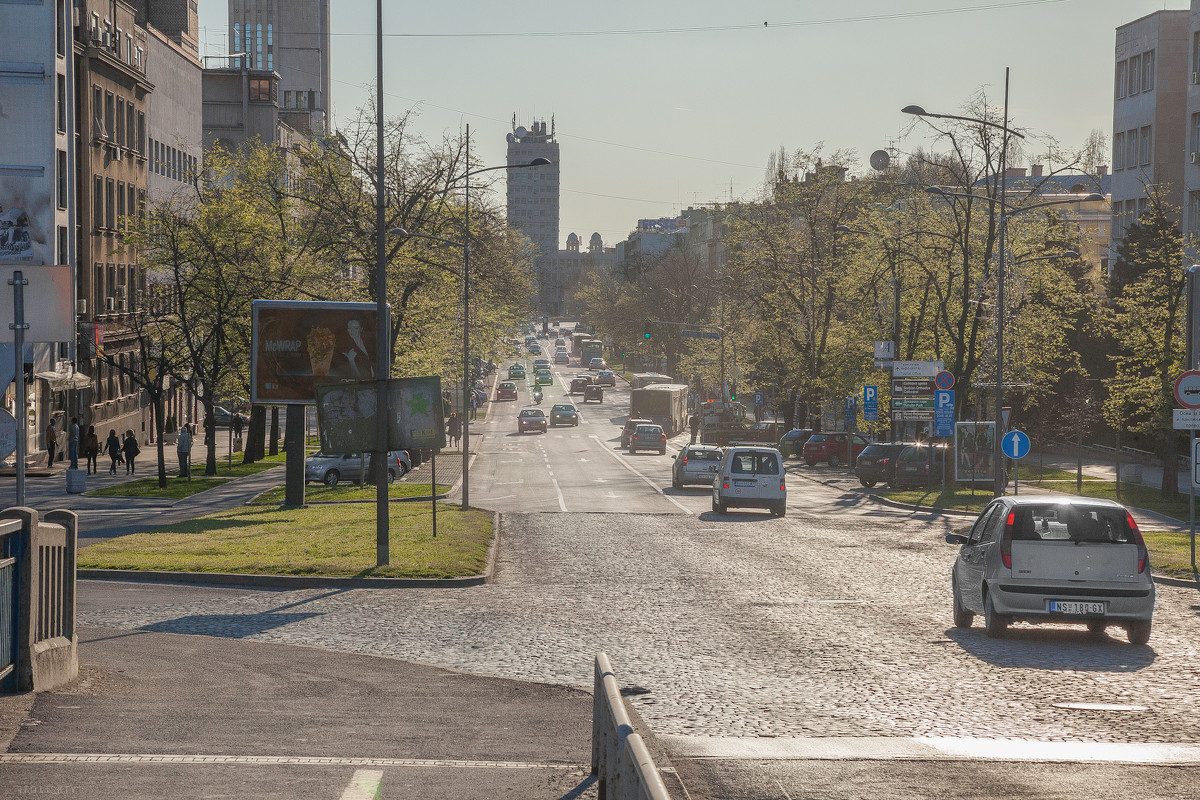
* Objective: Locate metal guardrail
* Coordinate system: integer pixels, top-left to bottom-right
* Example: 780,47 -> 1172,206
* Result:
0,517 -> 22,692
592,653 -> 672,800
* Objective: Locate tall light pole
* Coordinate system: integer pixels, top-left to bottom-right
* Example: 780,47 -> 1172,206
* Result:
374,0 -> 389,565
391,142 -> 549,511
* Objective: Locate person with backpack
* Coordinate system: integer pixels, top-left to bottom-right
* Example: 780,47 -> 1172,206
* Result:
83,425 -> 100,474
105,429 -> 122,475
122,430 -> 141,474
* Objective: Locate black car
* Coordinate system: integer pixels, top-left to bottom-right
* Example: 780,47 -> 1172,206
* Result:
853,442 -> 914,488
777,428 -> 814,459
891,444 -> 950,490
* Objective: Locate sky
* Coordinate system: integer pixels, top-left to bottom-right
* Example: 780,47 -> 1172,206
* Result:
198,0 -> 1183,249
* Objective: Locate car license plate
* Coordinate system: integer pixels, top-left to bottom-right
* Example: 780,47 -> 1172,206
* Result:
734,480 -> 755,487
1048,600 -> 1105,615
859,459 -> 874,466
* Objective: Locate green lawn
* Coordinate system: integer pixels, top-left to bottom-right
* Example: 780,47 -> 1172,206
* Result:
78,502 -> 493,579
876,485 -> 996,513
249,482 -> 450,505
1142,530 -> 1200,580
86,476 -> 229,500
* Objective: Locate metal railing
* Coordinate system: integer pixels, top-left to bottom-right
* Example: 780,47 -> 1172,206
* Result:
592,653 -> 672,800
0,518 -> 22,692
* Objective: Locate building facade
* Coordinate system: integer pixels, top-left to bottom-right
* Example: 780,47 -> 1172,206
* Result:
506,118 -> 561,312
227,0 -> 331,136
141,6 -> 202,204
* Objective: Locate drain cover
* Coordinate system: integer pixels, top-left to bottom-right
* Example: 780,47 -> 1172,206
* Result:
1052,702 -> 1148,712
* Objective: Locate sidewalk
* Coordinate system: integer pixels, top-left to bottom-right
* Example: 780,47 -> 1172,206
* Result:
0,624 -> 596,799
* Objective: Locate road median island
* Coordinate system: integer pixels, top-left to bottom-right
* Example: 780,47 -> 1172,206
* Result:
249,482 -> 450,505
85,454 -> 286,499
78,501 -> 494,581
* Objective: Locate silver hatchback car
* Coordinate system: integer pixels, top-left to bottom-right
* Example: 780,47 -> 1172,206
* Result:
671,444 -> 722,489
305,451 -> 412,486
946,496 -> 1154,644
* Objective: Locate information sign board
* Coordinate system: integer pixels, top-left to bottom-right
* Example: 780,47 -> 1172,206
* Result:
1194,440 -> 1200,488
892,410 -> 935,421
893,396 -> 935,410
863,385 -> 878,422
955,421 -> 996,483
874,341 -> 895,360
892,360 -> 944,378
1173,408 -> 1200,429
934,390 -> 955,437
893,379 -> 935,395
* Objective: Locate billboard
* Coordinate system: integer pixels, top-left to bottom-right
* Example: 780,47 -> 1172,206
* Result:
0,265 -> 75,343
315,376 -> 446,454
955,421 -> 996,484
251,300 -> 386,404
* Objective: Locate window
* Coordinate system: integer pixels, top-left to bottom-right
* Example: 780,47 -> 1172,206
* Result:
94,264 -> 104,314
115,27 -> 123,59
92,85 -> 103,137
127,104 -> 135,151
256,23 -> 263,69
284,90 -> 291,108
116,181 -> 125,227
127,185 -> 135,229
116,97 -> 125,146
57,0 -> 67,56
1143,50 -> 1155,92
105,179 -> 115,229
126,34 -> 133,65
56,150 -> 67,209
1113,132 -> 1124,170
233,24 -> 241,67
1189,191 -> 1200,234
93,176 -> 103,229
267,53 -> 272,71
1127,129 -> 1138,170
57,225 -> 68,266
1115,60 -> 1127,99
137,111 -> 145,153
1128,54 -> 1140,96
1141,125 -> 1152,165
267,23 -> 272,46
104,91 -> 114,140
249,78 -> 271,101
56,74 -> 66,132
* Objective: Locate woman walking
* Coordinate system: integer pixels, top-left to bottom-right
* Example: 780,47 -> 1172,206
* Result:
83,425 -> 100,474
104,429 -> 121,474
447,412 -> 461,450
122,430 -> 141,474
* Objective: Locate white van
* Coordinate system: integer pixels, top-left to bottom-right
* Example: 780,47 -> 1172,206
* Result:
712,446 -> 786,517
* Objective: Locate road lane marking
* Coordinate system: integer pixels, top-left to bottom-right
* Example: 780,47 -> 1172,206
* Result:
551,476 -> 568,511
340,768 -> 383,799
588,435 -> 691,514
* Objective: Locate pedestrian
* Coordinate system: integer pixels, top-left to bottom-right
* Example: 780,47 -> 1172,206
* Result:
176,424 -> 192,478
689,412 -> 700,444
104,429 -> 121,474
83,425 -> 100,474
68,417 -> 80,469
447,412 -> 461,450
232,413 -> 243,438
122,430 -> 140,474
469,393 -> 479,421
45,419 -> 57,467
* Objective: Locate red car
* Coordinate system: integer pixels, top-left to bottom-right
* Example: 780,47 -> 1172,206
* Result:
802,432 -> 870,467
496,381 -> 518,401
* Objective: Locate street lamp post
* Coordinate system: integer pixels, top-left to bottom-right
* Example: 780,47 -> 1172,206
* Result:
390,139 -> 549,511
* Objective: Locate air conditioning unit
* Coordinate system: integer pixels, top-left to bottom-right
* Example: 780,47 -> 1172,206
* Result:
113,148 -> 123,161
115,286 -> 126,299
117,300 -> 127,312
105,297 -> 115,313
76,298 -> 87,316
1193,71 -> 1200,85
102,31 -> 112,48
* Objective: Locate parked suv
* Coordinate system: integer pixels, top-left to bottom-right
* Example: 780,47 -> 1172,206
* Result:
853,442 -> 913,487
946,497 -> 1154,643
801,432 -> 869,467
305,450 -> 411,486
891,444 -> 949,490
712,446 -> 786,517
672,444 -> 722,489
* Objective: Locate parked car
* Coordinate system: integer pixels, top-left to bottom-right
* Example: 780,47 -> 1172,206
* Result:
518,407 -> 548,434
305,450 -> 411,486
550,403 -> 580,426
945,496 -> 1154,643
588,357 -> 607,370
582,384 -> 604,403
621,417 -> 652,448
629,423 -> 667,455
212,406 -> 250,428
801,432 -> 870,467
496,381 -> 518,401
890,444 -> 950,489
672,444 -> 722,489
507,363 -> 527,380
554,351 -> 570,364
777,428 -> 815,459
569,376 -> 593,394
711,445 -> 786,517
853,442 -> 913,487
595,369 -> 616,387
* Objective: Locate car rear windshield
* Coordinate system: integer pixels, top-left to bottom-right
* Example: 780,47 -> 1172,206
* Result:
1011,504 -> 1137,544
686,450 -> 721,461
730,452 -> 780,474
520,410 -> 543,417
899,446 -> 943,462
806,434 -> 827,444
636,426 -> 661,434
859,444 -> 901,457
552,404 -> 574,412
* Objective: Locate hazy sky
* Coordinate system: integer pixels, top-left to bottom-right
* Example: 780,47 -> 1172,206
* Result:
198,0 -> 1180,248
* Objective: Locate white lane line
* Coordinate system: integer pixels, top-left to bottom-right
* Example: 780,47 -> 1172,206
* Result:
588,435 -> 691,514
551,476 -> 568,511
340,768 -> 383,799
0,753 -> 581,769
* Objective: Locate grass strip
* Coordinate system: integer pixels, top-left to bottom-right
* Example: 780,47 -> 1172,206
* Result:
249,482 -> 450,505
1142,530 -> 1200,580
875,486 -> 995,513
86,477 -> 229,500
78,502 -> 492,579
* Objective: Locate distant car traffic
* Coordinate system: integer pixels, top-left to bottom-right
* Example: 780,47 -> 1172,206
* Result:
595,369 -> 616,387
776,428 -> 814,458
305,450 -> 411,486
527,345 -> 542,355
518,407 -> 548,433
569,376 -> 592,394
802,432 -> 869,467
588,357 -> 607,370
533,358 -> 550,370
946,496 -> 1154,643
534,368 -> 553,386
554,351 -> 570,364
628,424 -> 667,455
582,384 -> 604,403
550,403 -> 580,426
621,418 -> 652,448
853,442 -> 912,487
496,381 -> 518,401
712,445 -> 786,517
507,364 -> 526,380
672,444 -> 722,489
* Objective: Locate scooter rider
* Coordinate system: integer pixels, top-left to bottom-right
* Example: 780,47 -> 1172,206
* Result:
532,388 -> 543,404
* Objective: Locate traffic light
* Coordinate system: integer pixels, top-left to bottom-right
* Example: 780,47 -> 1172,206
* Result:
643,321 -> 651,340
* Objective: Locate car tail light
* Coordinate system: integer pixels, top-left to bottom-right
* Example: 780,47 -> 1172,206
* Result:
1126,511 -> 1148,573
682,456 -> 687,465
1000,510 -> 1015,568
660,435 -> 666,441
723,481 -> 729,489
879,458 -> 889,464
780,479 -> 786,491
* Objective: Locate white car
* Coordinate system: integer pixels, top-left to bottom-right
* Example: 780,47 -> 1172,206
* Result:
712,446 -> 786,517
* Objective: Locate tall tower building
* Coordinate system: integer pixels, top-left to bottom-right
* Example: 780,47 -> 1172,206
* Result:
506,118 -> 560,311
227,0 -> 330,134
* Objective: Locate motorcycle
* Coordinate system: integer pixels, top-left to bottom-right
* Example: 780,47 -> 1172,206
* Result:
532,389 -> 543,405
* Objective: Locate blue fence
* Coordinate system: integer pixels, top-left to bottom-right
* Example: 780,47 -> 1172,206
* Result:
0,517 -> 23,692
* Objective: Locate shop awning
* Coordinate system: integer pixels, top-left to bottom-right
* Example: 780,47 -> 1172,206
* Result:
35,370 -> 92,390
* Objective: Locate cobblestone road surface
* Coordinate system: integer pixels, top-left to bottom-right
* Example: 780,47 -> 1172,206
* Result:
79,484 -> 1200,745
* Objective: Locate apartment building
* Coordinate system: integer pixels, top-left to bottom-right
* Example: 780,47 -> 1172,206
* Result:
506,118 -> 562,312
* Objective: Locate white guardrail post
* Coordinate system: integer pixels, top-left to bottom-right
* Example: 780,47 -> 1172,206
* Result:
592,652 -> 673,800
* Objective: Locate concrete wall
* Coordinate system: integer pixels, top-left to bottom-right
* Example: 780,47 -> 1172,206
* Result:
145,26 -> 201,202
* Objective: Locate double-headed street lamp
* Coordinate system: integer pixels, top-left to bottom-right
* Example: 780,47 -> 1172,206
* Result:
392,127 -> 549,511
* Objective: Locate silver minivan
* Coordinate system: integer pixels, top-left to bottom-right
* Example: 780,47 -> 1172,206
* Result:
712,446 -> 786,517
946,496 -> 1155,644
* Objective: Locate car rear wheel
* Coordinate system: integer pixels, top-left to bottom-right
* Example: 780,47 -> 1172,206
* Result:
1086,621 -> 1106,635
387,469 -> 396,484
1126,620 -> 1151,645
860,479 -> 876,488
952,581 -> 974,628
771,501 -> 786,517
322,470 -> 340,487
714,498 -> 726,514
659,447 -> 666,455
672,475 -> 681,490
828,453 -> 841,467
804,459 -> 816,467
983,592 -> 1007,638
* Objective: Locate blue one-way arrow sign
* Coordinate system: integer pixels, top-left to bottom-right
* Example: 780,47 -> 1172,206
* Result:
1001,429 -> 1030,460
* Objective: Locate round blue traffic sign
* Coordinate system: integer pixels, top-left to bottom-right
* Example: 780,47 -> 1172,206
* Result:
1001,429 -> 1030,460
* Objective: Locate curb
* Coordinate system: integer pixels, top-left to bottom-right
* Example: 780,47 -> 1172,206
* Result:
78,509 -> 503,590
1153,573 -> 1200,589
789,468 -> 978,518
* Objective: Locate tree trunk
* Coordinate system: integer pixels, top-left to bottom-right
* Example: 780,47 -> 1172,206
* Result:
269,406 -> 280,455
154,393 -> 167,489
203,397 -> 217,476
243,404 -> 266,464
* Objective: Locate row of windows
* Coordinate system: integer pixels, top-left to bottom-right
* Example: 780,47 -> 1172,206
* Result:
282,90 -> 319,110
148,138 -> 196,184
88,11 -> 145,71
91,262 -> 146,313
92,176 -> 144,233
1112,198 -> 1148,241
1112,126 -> 1152,171
1115,49 -> 1156,99
92,85 -> 146,154
232,23 -> 273,70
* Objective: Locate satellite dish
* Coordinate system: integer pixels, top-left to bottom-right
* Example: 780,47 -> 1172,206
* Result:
506,133 -> 515,144
515,126 -> 528,139
870,150 -> 891,171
